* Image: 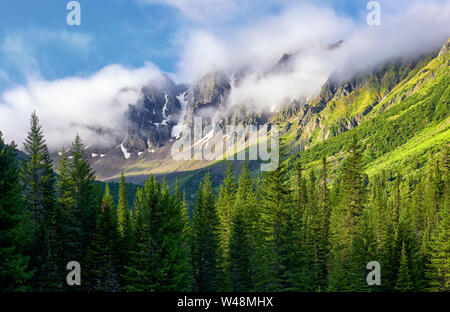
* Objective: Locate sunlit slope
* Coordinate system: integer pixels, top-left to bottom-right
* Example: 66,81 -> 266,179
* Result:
288,40 -> 449,178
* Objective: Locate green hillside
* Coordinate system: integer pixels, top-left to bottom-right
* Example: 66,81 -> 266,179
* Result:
281,39 -> 449,181
173,39 -> 449,197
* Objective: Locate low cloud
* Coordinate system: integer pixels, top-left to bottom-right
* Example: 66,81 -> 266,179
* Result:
174,0 -> 450,111
0,63 -> 165,150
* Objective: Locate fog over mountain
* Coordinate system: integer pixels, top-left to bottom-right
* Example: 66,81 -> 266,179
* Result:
0,0 -> 449,150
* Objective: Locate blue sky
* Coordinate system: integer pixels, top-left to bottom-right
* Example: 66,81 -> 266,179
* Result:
0,0 -> 370,91
0,0 -> 183,90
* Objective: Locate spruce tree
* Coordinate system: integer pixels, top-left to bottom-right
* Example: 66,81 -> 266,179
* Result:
316,157 -> 331,290
395,243 -> 414,292
216,161 -> 236,290
124,174 -> 161,291
0,134 -> 33,291
69,134 -> 96,259
255,150 -> 293,291
374,175 -> 396,290
285,162 -> 313,291
117,171 -> 128,235
163,181 -> 191,291
124,175 -> 191,291
427,148 -> 449,291
123,187 -> 146,291
228,162 -> 256,291
116,171 -> 134,279
20,111 -> 58,290
229,203 -> 251,291
84,184 -> 121,291
56,147 -> 81,281
329,136 -> 366,291
190,172 -> 221,292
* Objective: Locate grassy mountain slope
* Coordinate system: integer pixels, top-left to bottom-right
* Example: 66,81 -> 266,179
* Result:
286,39 -> 449,180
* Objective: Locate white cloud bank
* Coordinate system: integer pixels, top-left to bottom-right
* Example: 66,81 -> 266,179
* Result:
0,63 -> 165,150
174,0 -> 450,110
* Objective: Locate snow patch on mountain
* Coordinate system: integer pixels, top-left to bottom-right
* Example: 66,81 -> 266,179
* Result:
120,142 -> 131,159
172,91 -> 188,138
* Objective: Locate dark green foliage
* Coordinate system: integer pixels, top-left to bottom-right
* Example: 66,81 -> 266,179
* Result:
216,161 -> 236,290
395,244 -> 414,292
124,174 -> 191,291
84,184 -> 121,291
254,151 -> 293,291
426,147 -> 450,291
56,147 -> 81,285
190,172 -> 221,292
329,137 -> 367,291
228,163 -> 255,291
69,135 -> 97,259
20,112 -> 58,290
0,133 -> 33,291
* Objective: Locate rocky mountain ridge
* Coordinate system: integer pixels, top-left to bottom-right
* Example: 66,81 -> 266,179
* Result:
52,38 -> 449,191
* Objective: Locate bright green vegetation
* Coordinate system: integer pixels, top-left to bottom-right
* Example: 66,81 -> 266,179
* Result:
283,44 -> 449,182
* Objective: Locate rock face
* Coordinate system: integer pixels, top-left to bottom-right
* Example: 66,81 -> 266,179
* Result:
438,38 -> 450,57
184,72 -> 231,131
124,75 -> 187,152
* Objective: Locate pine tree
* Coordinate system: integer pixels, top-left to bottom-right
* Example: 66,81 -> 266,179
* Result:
56,147 -> 81,283
116,171 -> 134,280
190,172 -> 221,292
123,187 -> 146,291
284,162 -> 313,291
84,184 -> 122,291
374,174 -> 397,290
0,134 -> 33,291
395,244 -> 414,292
229,203 -> 251,291
162,181 -> 192,291
20,111 -> 58,290
216,161 -> 236,290
117,171 -> 128,235
124,174 -> 191,291
124,174 -> 161,291
427,148 -> 449,291
305,169 -> 320,290
228,163 -> 256,291
69,134 -> 97,260
340,136 -> 367,222
316,157 -> 331,290
255,150 -> 293,291
329,136 -> 366,291
349,206 -> 377,291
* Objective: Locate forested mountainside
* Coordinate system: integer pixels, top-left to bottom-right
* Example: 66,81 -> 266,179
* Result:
171,39 -> 449,201
0,39 -> 448,292
52,39 -> 448,201
284,38 -> 449,176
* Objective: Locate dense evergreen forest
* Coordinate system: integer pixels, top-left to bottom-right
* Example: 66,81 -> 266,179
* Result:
0,112 -> 448,292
